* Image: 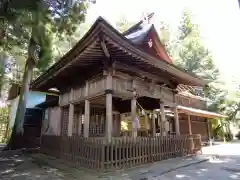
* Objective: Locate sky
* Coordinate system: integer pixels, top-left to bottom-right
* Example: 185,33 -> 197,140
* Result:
85,0 -> 240,88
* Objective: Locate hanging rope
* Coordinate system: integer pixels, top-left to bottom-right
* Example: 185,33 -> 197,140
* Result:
136,100 -> 153,115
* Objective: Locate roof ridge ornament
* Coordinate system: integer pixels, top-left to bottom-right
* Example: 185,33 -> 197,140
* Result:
142,12 -> 155,25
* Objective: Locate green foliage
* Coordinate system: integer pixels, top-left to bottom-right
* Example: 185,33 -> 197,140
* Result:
0,1 -> 91,148
52,22 -> 89,61
170,10 -> 226,112
168,10 -> 236,139
36,29 -> 53,71
177,44 -> 219,81
212,121 -> 233,141
0,0 -> 90,74
178,10 -> 195,41
159,21 -> 173,55
172,10 -> 219,83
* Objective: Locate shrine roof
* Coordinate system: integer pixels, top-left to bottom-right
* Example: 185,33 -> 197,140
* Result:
31,17 -> 206,90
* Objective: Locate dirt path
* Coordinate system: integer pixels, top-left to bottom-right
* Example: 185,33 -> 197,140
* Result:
0,154 -> 68,180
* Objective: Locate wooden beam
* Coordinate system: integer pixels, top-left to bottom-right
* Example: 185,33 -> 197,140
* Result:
31,39 -> 99,89
99,34 -> 114,74
114,62 -> 174,86
100,40 -> 110,58
148,80 -> 156,95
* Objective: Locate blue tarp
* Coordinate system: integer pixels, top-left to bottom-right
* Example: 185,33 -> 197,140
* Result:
9,91 -> 46,128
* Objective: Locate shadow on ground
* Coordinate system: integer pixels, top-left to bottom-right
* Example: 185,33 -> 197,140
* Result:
158,143 -> 240,180
0,154 -> 65,180
1,143 -> 240,180
157,156 -> 240,180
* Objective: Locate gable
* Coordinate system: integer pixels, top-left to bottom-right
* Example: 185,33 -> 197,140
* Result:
124,22 -> 172,64
148,28 -> 172,64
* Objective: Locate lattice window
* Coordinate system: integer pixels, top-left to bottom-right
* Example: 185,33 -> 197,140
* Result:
89,107 -> 105,137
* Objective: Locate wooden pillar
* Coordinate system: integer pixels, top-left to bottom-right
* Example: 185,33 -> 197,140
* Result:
160,102 -> 167,136
58,96 -> 62,136
78,109 -> 82,136
84,100 -> 90,137
188,115 -> 192,135
112,112 -> 120,136
68,88 -> 74,136
68,104 -> 74,136
131,96 -> 137,138
145,113 -> 149,135
152,112 -> 156,136
188,115 -> 194,152
84,81 -> 90,137
106,93 -> 113,140
206,119 -> 211,139
156,111 -> 161,135
173,107 -> 180,135
105,73 -> 113,141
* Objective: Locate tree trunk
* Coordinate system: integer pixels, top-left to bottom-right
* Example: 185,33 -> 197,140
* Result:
0,53 -> 7,98
4,59 -> 34,150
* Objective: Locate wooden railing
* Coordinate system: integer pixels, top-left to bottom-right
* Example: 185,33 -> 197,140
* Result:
176,95 -> 207,110
40,134 -> 201,171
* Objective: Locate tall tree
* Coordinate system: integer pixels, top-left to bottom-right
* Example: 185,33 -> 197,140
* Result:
170,10 -> 234,139
173,11 -> 219,82
169,10 -> 221,100
1,0 -> 91,149
51,22 -> 89,61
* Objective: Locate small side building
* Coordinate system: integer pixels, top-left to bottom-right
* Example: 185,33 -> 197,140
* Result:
8,83 -> 58,148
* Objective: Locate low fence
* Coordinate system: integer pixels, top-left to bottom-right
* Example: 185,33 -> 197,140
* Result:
40,134 -> 201,171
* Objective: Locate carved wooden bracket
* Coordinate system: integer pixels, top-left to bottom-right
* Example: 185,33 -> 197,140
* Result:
99,34 -> 116,76
148,80 -> 156,94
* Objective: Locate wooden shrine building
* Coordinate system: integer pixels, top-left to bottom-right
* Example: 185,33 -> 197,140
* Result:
31,17 -> 225,170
